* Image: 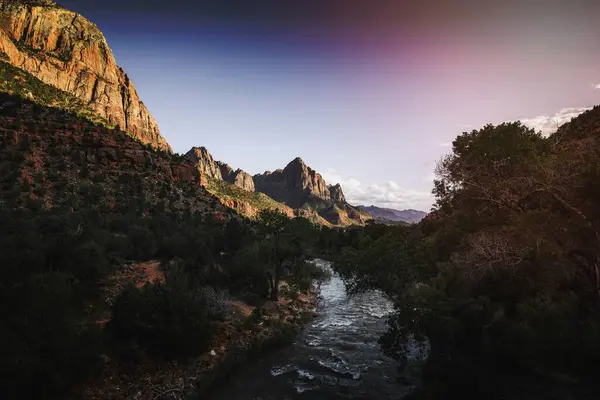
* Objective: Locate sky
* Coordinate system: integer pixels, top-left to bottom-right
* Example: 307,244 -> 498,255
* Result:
59,0 -> 600,211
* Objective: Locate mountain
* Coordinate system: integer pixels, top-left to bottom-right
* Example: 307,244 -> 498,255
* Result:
0,91 -> 226,217
217,161 -> 255,192
0,0 -> 171,152
184,150 -> 369,226
253,157 -> 333,208
358,205 -> 427,224
254,157 -> 371,226
184,146 -> 293,218
0,1 -> 368,227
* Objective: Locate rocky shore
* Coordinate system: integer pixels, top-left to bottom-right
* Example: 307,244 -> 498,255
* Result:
78,288 -> 318,400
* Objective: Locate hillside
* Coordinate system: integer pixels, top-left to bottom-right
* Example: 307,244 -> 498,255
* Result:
0,90 -> 332,399
0,0 -> 171,151
0,90 -> 223,216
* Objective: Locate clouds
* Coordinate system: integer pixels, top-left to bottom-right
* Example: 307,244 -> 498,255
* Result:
321,169 -> 434,211
594,84 -> 600,90
519,106 -> 591,136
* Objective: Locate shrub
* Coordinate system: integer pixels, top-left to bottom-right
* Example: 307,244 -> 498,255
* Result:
0,272 -> 103,398
198,286 -> 232,321
110,276 -> 224,358
290,260 -> 331,293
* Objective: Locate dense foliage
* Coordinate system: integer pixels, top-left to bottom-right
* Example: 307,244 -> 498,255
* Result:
0,202 -> 327,398
334,117 -> 600,398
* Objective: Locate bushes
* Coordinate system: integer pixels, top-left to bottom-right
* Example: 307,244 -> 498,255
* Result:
0,272 -> 103,398
110,274 -> 229,358
289,260 -> 331,293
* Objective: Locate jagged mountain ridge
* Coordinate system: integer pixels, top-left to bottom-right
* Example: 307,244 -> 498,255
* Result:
184,147 -> 369,226
0,1 -> 369,226
253,157 -> 370,226
185,146 -> 255,192
0,0 -> 171,151
357,205 -> 427,224
254,157 -> 333,208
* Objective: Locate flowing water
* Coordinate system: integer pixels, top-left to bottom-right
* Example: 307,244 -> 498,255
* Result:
207,260 -> 421,400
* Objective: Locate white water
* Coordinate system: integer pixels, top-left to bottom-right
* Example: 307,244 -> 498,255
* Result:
207,260 -> 419,399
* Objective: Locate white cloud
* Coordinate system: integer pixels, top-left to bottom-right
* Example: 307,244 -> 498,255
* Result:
321,169 -> 434,211
439,142 -> 452,148
592,84 -> 600,90
519,106 -> 591,136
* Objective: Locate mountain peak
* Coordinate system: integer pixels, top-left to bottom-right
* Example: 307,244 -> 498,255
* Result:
253,158 -> 369,227
0,0 -> 171,151
287,157 -> 306,168
185,147 -> 222,180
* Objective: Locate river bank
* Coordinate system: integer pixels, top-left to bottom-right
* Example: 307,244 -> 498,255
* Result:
78,285 -> 318,399
206,262 -> 409,400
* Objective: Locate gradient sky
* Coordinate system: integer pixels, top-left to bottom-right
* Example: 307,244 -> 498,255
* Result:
59,0 -> 600,211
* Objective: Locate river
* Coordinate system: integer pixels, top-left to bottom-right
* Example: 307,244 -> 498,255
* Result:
207,260 -> 420,400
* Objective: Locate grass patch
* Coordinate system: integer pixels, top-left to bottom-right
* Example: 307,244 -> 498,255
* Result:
204,176 -> 290,215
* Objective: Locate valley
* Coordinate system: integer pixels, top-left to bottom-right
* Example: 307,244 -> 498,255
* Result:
2,1 -> 600,400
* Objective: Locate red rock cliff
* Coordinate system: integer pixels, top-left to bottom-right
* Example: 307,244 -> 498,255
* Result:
0,1 -> 171,152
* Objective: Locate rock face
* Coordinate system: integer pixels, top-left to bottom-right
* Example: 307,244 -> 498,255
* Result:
329,184 -> 346,203
0,1 -> 171,152
185,147 -> 223,180
216,161 -> 234,182
217,161 -> 255,192
253,157 -> 332,208
254,157 -> 370,226
231,169 -> 255,192
185,147 -> 256,192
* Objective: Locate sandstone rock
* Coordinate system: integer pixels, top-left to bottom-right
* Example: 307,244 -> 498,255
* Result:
230,169 -> 255,192
329,183 -> 346,203
0,2 -> 171,152
216,161 -> 234,181
185,147 -> 222,180
186,153 -> 256,192
253,157 -> 331,208
254,157 -> 370,226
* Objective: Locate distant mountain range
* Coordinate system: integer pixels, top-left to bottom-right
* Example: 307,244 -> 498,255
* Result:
357,205 -> 427,224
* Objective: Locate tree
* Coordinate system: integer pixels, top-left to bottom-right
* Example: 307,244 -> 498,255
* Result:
229,210 -> 319,301
257,210 -> 300,300
435,122 -> 600,300
334,120 -> 600,397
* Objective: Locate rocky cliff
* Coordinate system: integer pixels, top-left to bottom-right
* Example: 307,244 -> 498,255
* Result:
328,183 -> 346,203
0,0 -> 171,152
254,157 -> 370,226
218,161 -> 255,192
185,146 -> 256,192
186,147 -> 223,180
253,157 -> 332,208
182,146 -> 293,217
